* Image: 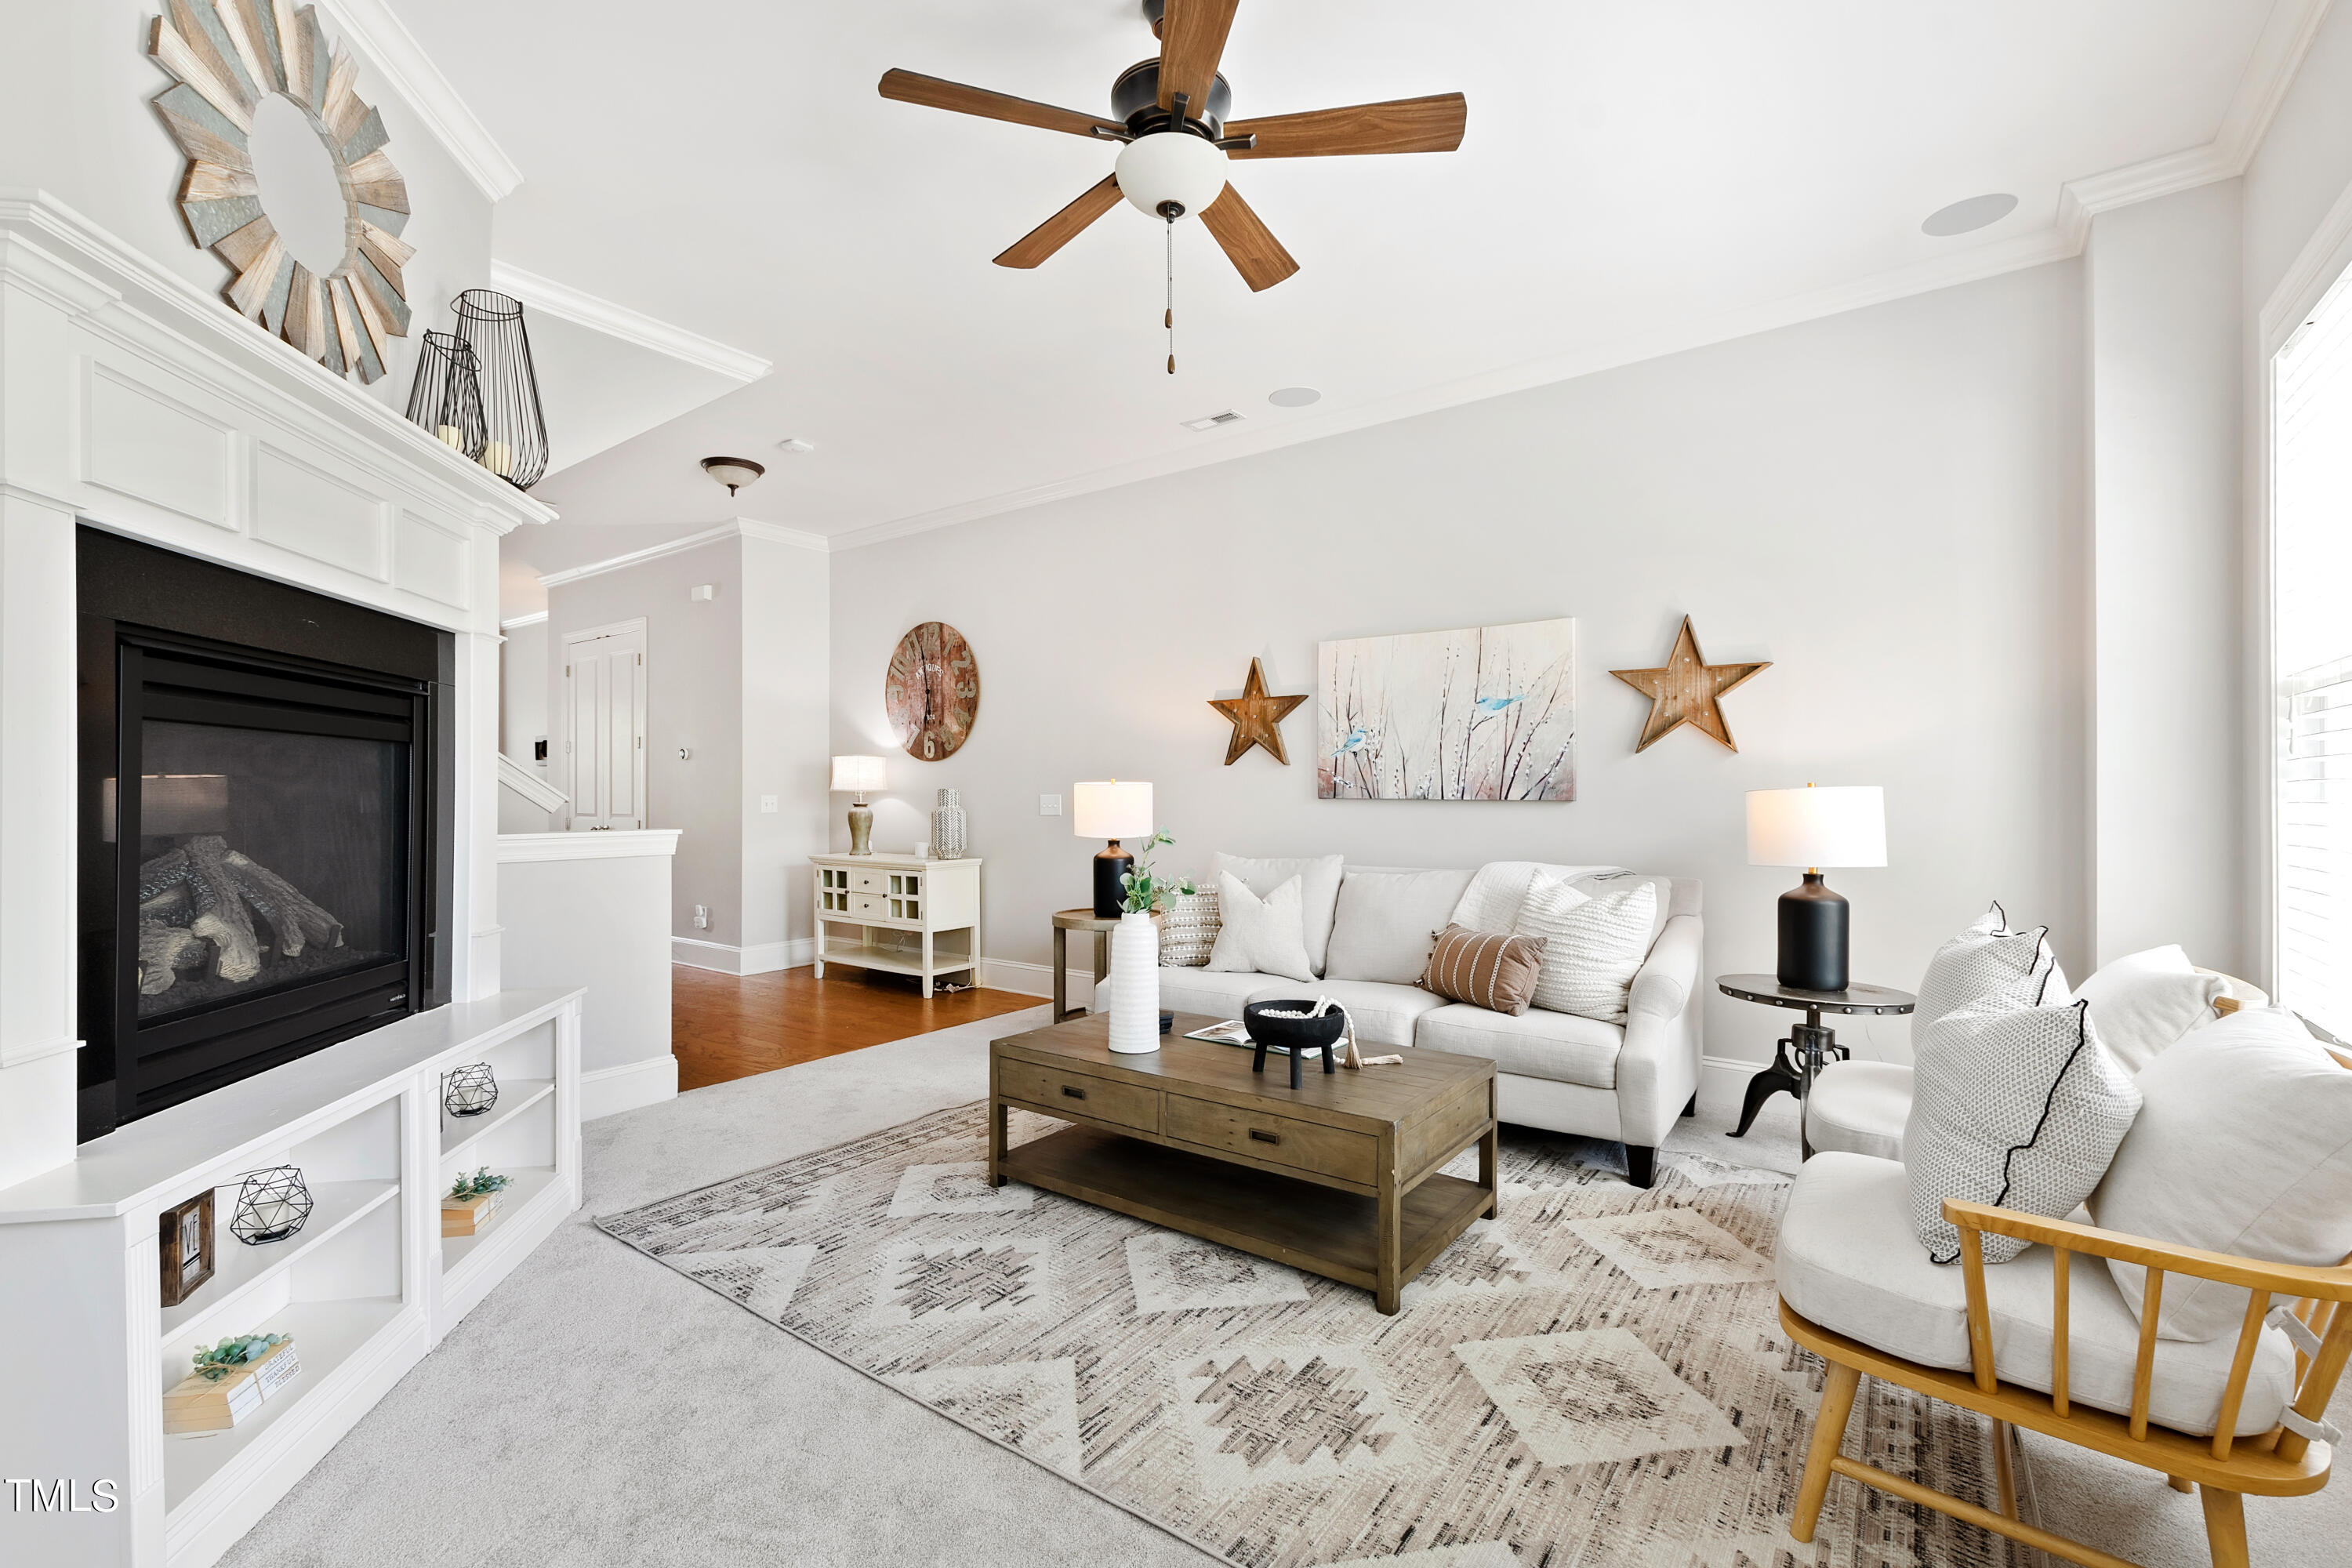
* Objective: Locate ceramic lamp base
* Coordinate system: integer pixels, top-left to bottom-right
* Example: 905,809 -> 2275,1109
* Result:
1092,843 -> 1133,918
848,800 -> 874,855
1777,872 -> 1850,993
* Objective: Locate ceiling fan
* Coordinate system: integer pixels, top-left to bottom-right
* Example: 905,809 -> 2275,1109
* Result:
878,0 -> 1467,298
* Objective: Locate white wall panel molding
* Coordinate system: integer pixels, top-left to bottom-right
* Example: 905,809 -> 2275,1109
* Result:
320,0 -> 524,202
489,261 -> 769,383
499,829 -> 682,863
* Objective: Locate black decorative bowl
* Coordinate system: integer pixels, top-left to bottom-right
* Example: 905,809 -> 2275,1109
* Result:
1243,1000 -> 1345,1087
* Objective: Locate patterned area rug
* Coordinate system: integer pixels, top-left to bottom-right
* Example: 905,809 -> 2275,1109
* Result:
597,1104 -> 2024,1567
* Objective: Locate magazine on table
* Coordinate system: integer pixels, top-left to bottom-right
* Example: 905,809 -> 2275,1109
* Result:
1181,1018 -> 1325,1056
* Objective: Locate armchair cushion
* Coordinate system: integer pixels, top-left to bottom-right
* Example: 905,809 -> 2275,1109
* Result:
1779,1152 -> 2294,1437
2089,1007 -> 2352,1341
2072,945 -> 2223,1075
1118,966 -> 1270,1021
1806,1061 -> 1914,1160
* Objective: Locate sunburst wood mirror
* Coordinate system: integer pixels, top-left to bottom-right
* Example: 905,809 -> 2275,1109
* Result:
148,0 -> 414,383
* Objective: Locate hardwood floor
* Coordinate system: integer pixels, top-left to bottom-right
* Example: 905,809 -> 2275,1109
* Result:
673,964 -> 1043,1091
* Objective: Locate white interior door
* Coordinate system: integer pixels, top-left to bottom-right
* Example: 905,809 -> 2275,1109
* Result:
561,622 -> 647,829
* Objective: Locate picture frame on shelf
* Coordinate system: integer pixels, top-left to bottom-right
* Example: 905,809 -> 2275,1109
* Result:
158,1189 -> 214,1308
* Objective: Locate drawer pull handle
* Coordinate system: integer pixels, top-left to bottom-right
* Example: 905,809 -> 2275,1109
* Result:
1061,1085 -> 1086,1100
1248,1128 -> 1281,1145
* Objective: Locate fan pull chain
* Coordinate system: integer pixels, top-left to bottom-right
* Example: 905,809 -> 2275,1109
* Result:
1165,212 -> 1176,375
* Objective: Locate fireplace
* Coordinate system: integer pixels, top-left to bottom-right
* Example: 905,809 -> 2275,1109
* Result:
78,530 -> 454,1139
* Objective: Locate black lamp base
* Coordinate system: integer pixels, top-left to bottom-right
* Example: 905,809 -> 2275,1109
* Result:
1092,842 -> 1133,919
1777,872 -> 1850,993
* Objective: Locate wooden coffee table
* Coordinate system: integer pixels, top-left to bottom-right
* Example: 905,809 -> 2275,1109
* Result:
989,1011 -> 1498,1314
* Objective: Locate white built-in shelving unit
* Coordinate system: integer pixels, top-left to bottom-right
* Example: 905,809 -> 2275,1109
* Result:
0,989 -> 583,1568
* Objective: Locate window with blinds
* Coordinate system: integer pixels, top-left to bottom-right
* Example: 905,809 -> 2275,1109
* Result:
2274,269 -> 2352,1037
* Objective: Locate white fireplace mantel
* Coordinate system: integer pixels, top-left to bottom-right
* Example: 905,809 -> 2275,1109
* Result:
0,187 -> 553,1190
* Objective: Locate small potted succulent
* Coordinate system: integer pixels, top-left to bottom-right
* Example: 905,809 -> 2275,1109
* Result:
165,1330 -> 300,1435
441,1167 -> 511,1238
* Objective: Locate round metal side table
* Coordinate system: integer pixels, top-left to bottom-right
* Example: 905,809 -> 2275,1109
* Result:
1716,975 -> 1915,1159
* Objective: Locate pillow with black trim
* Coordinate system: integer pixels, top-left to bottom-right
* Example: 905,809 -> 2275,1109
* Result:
1904,996 -> 2142,1265
1915,900 -> 2069,1029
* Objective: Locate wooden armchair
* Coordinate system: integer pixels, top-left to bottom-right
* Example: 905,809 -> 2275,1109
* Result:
1785,1196 -> 2352,1568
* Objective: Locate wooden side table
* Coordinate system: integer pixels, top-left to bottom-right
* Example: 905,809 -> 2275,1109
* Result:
1716,975 -> 1915,1159
1050,909 -> 1123,1023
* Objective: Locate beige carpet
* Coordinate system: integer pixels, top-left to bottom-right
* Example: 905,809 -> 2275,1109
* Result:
599,1100 -> 2020,1567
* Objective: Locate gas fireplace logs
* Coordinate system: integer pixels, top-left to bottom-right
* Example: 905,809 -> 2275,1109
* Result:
136,835 -> 347,996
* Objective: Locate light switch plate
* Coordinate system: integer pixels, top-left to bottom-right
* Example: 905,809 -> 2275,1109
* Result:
1040,793 -> 1062,816
760,795 -> 778,813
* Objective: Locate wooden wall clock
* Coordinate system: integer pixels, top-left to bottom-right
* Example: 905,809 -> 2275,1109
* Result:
147,0 -> 414,383
884,622 -> 979,760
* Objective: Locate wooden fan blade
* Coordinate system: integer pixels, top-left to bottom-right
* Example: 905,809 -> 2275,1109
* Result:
993,176 -> 1125,269
879,68 -> 1124,140
1224,93 -> 1467,158
1199,183 -> 1298,292
1158,0 -> 1241,114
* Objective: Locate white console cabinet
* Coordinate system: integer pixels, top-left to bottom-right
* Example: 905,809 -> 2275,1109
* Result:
811,854 -> 980,997
0,990 -> 583,1568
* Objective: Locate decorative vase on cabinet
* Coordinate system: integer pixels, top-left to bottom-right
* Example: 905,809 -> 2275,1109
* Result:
1108,910 -> 1161,1053
930,789 -> 967,861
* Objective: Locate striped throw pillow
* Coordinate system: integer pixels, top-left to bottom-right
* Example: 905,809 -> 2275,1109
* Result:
1417,924 -> 1548,1016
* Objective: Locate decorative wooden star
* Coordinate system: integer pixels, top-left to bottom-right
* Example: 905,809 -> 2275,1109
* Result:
1209,658 -> 1308,765
1610,616 -> 1771,753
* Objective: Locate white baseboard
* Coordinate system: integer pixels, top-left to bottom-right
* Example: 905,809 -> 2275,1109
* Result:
671,936 -> 815,975
977,956 -> 1098,1000
582,1054 -> 679,1120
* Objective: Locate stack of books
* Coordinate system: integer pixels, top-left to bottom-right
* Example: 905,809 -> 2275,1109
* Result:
162,1337 -> 301,1436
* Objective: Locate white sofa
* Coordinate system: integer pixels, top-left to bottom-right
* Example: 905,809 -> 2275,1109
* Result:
1096,862 -> 1704,1186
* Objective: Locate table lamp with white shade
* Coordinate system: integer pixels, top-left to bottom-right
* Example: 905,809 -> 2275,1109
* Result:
1747,784 -> 1886,993
830,755 -> 887,855
1074,780 -> 1152,918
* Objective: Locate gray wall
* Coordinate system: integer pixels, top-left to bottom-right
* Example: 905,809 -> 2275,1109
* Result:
548,538 -> 746,944
742,535 -> 833,951
829,262 -> 2091,1070
500,620 -> 549,765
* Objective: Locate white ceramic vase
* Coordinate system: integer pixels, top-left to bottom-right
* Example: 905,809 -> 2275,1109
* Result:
1108,910 -> 1161,1053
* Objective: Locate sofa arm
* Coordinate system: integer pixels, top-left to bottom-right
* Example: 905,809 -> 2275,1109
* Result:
1617,914 -> 1704,1147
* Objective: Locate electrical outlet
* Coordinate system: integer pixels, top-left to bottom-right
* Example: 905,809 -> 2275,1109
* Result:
1040,793 -> 1062,817
760,795 -> 778,813
693,905 -> 710,929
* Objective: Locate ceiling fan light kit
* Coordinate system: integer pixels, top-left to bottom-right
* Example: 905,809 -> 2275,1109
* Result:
878,0 -> 1466,360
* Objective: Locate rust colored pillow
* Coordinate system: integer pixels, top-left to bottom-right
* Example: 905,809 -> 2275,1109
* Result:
1417,924 -> 1548,1015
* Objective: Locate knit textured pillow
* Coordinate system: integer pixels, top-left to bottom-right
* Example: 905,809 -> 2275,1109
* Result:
1514,878 -> 1658,1023
1417,924 -> 1547,1016
1904,997 -> 2142,1265
1203,872 -> 1316,984
1915,901 -> 2067,1028
1157,888 -> 1220,967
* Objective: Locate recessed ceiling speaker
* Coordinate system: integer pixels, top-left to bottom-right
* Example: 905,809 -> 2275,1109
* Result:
1268,387 -> 1320,408
1921,193 -> 2019,238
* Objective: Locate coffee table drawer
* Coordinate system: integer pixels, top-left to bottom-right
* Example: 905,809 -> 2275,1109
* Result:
1164,1094 -> 1375,1185
999,1058 -> 1159,1134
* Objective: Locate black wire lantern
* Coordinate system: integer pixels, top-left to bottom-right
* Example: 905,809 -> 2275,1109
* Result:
230,1166 -> 314,1246
403,330 -> 486,460
443,1062 -> 499,1118
452,289 -> 549,490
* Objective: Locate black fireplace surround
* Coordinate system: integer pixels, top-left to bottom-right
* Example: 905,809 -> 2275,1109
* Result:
78,530 -> 454,1141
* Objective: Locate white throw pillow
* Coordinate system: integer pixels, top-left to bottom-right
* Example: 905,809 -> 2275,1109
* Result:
1915,901 -> 2067,1028
1449,862 -> 1627,935
1512,878 -> 1657,1024
1214,853 -> 1344,976
1323,868 -> 1477,985
1203,871 -> 1316,984
1904,997 -> 2141,1265
2088,1008 -> 2352,1341
2071,946 -> 2223,1076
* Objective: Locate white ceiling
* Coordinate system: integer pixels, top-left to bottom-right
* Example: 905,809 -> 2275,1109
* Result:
388,1 -> 2297,545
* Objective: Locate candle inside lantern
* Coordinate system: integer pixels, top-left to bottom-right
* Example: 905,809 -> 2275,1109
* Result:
250,1198 -> 295,1236
481,440 -> 513,477
436,424 -> 463,448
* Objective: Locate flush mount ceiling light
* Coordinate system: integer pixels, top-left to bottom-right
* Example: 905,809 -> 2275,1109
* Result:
1268,386 -> 1320,408
700,456 -> 765,496
1921,193 -> 2019,238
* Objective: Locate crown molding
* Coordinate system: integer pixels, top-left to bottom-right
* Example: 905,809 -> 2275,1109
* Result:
488,262 -> 771,383
321,0 -> 523,202
536,517 -> 826,590
499,610 -> 549,630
